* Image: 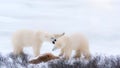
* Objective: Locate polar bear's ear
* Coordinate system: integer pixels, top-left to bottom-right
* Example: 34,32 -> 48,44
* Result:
54,32 -> 65,38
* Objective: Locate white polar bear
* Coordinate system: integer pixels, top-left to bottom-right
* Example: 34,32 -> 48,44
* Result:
52,33 -> 91,60
12,29 -> 64,57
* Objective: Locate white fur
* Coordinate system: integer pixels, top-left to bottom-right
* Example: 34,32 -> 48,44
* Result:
12,29 -> 64,57
53,33 -> 91,60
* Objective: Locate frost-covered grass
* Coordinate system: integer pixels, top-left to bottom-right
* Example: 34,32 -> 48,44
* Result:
0,53 -> 120,68
0,53 -> 46,68
48,55 -> 120,68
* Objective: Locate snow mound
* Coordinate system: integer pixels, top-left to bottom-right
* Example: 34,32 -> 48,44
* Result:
0,53 -> 120,68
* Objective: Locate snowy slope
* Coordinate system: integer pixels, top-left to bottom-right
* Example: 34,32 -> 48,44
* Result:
0,0 -> 120,56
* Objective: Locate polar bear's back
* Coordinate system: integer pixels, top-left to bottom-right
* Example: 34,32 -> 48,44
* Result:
70,33 -> 89,50
56,35 -> 70,45
12,30 -> 35,46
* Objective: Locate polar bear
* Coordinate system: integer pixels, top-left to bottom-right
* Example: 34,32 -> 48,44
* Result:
52,33 -> 91,60
12,29 -> 64,57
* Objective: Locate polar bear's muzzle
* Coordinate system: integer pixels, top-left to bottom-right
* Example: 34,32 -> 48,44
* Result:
52,39 -> 57,44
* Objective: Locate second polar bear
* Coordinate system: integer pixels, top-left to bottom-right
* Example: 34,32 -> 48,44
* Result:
12,29 -> 64,57
52,33 -> 91,60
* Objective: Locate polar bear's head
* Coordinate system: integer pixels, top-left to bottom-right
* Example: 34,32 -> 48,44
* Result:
52,35 -> 70,51
45,32 -> 65,44
51,32 -> 65,44
52,36 -> 67,51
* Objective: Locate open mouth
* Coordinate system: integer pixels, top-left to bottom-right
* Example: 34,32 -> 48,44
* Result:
52,47 -> 58,51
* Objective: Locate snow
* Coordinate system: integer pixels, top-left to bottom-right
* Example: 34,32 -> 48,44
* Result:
0,0 -> 120,57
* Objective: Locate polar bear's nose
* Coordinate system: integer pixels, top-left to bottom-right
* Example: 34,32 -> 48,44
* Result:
52,41 -> 55,44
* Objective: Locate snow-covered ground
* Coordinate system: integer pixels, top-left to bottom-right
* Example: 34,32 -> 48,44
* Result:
0,0 -> 120,56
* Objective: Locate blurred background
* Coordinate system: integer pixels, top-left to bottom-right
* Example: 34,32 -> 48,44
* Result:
0,0 -> 120,55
